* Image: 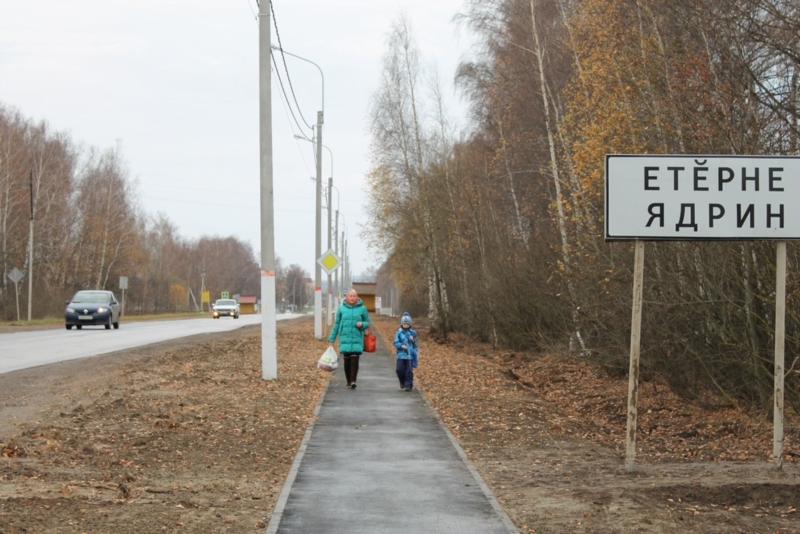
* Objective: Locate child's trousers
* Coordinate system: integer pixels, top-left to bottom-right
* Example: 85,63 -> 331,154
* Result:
396,359 -> 414,390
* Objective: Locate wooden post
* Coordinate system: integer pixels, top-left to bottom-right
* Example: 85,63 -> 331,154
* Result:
625,240 -> 645,472
773,241 -> 787,468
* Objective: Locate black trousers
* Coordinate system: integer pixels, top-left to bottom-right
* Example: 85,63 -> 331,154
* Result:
342,352 -> 361,384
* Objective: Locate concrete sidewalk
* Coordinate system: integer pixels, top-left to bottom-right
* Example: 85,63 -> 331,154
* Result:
266,331 -> 519,534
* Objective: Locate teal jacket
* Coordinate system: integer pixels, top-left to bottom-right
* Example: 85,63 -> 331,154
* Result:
328,299 -> 370,353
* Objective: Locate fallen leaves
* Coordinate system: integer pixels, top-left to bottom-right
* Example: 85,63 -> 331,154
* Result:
0,319 -> 329,533
1,316 -> 798,534
1,440 -> 27,458
371,316 -> 800,534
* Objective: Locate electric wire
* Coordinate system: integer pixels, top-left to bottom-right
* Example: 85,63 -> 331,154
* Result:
252,1 -> 312,136
275,82 -> 315,177
253,1 -> 319,179
270,1 -> 314,131
245,0 -> 257,22
271,49 -> 315,136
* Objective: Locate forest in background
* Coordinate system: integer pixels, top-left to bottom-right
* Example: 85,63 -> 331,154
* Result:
366,0 -> 800,409
0,104 -> 311,320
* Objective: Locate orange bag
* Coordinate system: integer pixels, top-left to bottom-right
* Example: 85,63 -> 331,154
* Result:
363,326 -> 377,353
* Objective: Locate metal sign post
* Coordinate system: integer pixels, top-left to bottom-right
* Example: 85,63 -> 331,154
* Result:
7,267 -> 24,322
318,250 -> 342,327
119,276 -> 128,317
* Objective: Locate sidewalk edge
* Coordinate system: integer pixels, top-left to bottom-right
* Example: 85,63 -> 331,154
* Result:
265,371 -> 332,533
417,385 -> 521,534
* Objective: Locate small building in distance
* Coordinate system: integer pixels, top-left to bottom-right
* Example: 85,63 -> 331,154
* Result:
352,282 -> 377,312
239,294 -> 258,314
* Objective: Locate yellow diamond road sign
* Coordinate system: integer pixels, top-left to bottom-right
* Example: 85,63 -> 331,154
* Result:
317,249 -> 341,275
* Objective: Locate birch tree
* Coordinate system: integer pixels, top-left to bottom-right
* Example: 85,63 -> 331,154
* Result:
367,14 -> 453,335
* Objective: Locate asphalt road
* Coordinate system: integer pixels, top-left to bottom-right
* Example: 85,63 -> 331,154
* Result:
0,313 -> 301,375
266,333 -> 519,534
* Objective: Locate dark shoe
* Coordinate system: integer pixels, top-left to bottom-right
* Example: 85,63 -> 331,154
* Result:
399,385 -> 406,391
404,387 -> 412,392
350,382 -> 357,389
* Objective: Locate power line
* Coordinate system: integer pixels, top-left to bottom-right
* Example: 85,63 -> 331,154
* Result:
269,1 -> 314,130
271,49 -> 314,133
252,1 -> 311,134
251,1 -> 318,179
245,0 -> 257,22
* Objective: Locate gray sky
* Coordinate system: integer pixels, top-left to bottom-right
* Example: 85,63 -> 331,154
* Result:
0,0 -> 473,281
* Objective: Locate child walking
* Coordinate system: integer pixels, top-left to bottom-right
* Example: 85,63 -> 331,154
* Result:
393,313 -> 418,391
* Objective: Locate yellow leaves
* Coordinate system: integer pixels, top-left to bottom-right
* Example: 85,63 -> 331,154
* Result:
168,283 -> 186,311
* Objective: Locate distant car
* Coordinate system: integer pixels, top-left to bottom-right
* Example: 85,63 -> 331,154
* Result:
65,290 -> 121,330
212,298 -> 239,319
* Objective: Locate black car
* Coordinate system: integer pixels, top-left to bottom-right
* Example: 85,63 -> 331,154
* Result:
65,290 -> 121,330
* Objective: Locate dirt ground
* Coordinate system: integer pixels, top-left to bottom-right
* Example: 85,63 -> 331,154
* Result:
1,315 -> 798,534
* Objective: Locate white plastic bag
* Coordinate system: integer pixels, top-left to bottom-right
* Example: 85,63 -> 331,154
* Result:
317,346 -> 338,372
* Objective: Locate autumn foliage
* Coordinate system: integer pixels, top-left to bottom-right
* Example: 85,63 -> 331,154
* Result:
0,104 -> 310,319
365,0 -> 800,410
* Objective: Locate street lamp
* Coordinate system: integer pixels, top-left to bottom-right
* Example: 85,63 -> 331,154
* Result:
333,199 -> 344,298
297,136 -> 338,328
324,181 -> 344,326
273,45 -> 325,339
308,174 -> 346,315
338,213 -> 349,294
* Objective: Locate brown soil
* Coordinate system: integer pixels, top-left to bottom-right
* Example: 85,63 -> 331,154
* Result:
1,316 -> 798,533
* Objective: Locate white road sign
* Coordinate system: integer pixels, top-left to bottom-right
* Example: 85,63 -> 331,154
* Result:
317,249 -> 341,275
605,155 -> 800,240
7,267 -> 23,283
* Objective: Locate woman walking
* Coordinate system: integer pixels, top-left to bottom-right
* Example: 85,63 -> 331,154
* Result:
328,288 -> 371,389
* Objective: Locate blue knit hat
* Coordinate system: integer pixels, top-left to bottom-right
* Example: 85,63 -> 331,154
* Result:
401,313 -> 412,326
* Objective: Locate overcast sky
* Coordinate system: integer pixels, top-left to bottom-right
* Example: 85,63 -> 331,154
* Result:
0,0 -> 474,282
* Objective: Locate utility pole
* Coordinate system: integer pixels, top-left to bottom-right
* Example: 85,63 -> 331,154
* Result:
274,47 -> 325,338
343,238 -> 349,289
27,171 -> 34,321
341,231 -> 347,291
200,271 -> 206,312
334,209 -> 339,303
326,175 -> 333,328
259,0 -> 277,379
314,110 -> 323,338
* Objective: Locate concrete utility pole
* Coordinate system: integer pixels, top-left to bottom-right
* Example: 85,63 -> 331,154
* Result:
343,238 -> 349,289
314,110 -> 324,338
259,0 -> 277,379
272,46 -> 325,338
27,171 -> 34,321
200,271 -> 206,312
334,208 -> 339,300
326,175 -> 333,328
341,231 -> 347,292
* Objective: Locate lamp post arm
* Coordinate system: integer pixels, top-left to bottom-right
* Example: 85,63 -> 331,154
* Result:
270,46 -> 324,115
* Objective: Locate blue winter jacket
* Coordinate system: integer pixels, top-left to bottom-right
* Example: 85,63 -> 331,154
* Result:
393,326 -> 418,360
328,298 -> 370,353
